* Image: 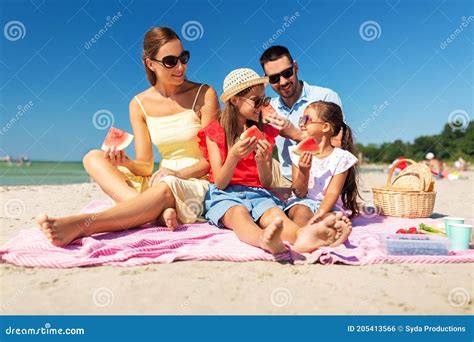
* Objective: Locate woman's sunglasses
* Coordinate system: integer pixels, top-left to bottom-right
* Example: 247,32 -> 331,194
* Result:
150,50 -> 190,69
267,65 -> 294,84
240,96 -> 271,109
299,115 -> 325,126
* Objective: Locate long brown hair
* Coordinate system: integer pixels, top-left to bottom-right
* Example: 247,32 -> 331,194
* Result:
142,27 -> 180,85
220,86 -> 259,149
307,101 -> 360,218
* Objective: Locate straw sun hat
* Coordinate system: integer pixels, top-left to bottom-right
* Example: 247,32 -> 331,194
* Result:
220,68 -> 268,103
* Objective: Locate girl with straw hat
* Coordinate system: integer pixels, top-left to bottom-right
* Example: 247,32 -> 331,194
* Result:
198,68 -> 350,254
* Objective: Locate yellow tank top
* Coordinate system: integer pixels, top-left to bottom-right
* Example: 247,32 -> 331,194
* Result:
134,84 -> 205,171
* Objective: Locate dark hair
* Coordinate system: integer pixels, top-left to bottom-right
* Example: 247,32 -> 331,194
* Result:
142,27 -> 180,85
306,101 -> 360,218
259,45 -> 294,68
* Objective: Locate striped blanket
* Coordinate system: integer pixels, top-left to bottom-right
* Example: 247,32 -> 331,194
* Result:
1,200 -> 473,268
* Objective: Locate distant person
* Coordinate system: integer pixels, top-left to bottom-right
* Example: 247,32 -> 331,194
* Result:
454,157 -> 467,171
425,152 -> 443,179
259,45 -> 343,187
390,156 -> 408,174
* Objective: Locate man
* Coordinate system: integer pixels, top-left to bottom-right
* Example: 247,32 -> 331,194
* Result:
260,45 -> 343,186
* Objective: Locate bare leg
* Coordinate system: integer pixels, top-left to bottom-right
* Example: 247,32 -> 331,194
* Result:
287,204 -> 314,227
36,183 -> 175,246
83,149 -> 139,202
221,206 -> 287,254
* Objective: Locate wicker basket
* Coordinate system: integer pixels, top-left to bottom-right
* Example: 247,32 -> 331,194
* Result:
372,159 -> 436,218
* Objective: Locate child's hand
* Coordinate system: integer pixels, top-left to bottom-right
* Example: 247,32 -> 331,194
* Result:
255,139 -> 272,164
309,209 -> 330,225
229,137 -> 257,161
298,151 -> 313,172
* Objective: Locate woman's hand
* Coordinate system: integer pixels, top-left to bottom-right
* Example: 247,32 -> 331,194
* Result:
149,167 -> 179,186
298,151 -> 313,173
255,139 -> 272,164
104,146 -> 131,167
228,137 -> 257,161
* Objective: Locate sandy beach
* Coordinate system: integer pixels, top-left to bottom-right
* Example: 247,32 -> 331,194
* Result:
1,169 -> 473,315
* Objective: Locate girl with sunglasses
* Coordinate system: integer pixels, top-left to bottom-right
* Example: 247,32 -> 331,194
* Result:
37,27 -> 220,246
285,101 -> 359,236
197,69 -> 350,254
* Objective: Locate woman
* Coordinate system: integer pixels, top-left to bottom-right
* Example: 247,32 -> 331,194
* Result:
37,27 -> 219,246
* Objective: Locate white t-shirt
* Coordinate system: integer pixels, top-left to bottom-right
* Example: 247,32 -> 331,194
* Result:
289,147 -> 358,208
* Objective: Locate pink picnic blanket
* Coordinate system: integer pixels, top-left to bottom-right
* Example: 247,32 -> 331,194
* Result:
1,201 -> 473,268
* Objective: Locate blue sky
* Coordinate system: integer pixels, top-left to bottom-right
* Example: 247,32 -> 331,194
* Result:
0,0 -> 472,161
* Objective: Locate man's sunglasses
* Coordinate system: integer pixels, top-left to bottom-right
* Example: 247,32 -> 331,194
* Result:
267,65 -> 294,84
240,96 -> 271,109
299,115 -> 325,126
150,50 -> 190,68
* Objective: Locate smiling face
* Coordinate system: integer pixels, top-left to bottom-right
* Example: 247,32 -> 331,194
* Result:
300,105 -> 332,140
230,84 -> 265,124
262,56 -> 299,99
145,39 -> 187,86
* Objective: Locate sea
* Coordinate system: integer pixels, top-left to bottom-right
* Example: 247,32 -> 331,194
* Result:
0,161 -> 384,186
0,161 -> 90,186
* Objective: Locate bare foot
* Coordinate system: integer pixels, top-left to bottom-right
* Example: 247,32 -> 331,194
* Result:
293,212 -> 348,253
260,217 -> 287,254
330,215 -> 352,247
36,213 -> 88,247
162,208 -> 179,231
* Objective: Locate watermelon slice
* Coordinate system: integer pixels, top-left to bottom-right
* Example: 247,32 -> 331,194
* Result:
101,127 -> 134,151
294,137 -> 320,156
261,104 -> 283,130
240,126 -> 265,141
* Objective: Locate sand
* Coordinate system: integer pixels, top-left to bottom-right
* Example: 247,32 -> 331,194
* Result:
1,169 -> 473,315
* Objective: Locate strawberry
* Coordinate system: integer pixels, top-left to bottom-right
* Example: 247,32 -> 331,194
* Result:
408,227 -> 418,234
396,229 -> 407,234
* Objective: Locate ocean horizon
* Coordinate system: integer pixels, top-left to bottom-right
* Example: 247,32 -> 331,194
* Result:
0,160 -> 384,186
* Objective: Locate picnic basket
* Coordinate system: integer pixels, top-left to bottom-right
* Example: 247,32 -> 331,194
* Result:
372,159 -> 436,218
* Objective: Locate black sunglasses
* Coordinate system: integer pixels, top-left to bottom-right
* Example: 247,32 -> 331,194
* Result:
240,96 -> 271,109
267,65 -> 294,84
150,50 -> 190,68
